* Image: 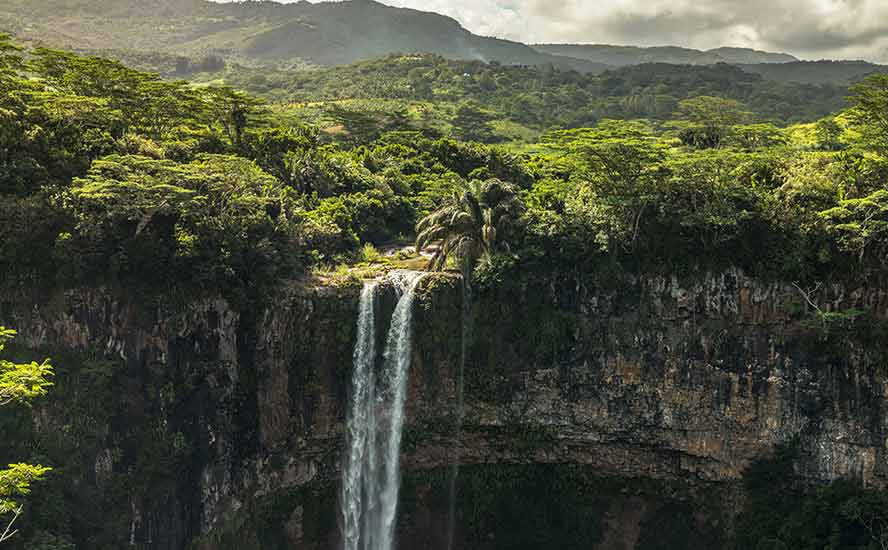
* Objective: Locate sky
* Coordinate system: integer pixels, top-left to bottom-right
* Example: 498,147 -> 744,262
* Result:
278,0 -> 888,63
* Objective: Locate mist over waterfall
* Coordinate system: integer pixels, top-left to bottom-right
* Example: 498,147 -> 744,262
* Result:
341,272 -> 425,550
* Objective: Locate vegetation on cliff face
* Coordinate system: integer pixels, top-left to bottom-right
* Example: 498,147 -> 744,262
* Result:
737,445 -> 888,550
0,328 -> 53,544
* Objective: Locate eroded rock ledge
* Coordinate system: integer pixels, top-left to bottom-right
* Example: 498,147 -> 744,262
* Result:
2,267 -> 886,549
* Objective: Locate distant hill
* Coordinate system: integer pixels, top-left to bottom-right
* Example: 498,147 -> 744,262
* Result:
707,47 -> 799,65
4,0 -> 881,88
738,60 -> 888,84
533,44 -> 798,66
201,54 -> 849,129
0,0 -> 608,72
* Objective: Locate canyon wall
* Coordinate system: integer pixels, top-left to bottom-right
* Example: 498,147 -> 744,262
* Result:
2,267 -> 886,549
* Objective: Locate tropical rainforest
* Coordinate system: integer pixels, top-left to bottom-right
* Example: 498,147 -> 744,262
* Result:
2,0 -> 888,546
2,34 -> 886,301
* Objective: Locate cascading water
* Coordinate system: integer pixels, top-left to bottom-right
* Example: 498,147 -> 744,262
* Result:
341,271 -> 425,550
342,282 -> 378,550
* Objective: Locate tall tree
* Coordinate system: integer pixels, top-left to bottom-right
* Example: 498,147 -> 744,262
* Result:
814,117 -> 844,151
416,178 -> 524,275
579,131 -> 668,251
675,96 -> 753,149
204,87 -> 264,149
452,101 -> 499,144
848,74 -> 888,151
821,189 -> 888,264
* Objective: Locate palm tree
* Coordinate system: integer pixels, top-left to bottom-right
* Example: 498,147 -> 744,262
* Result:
416,179 -> 523,531
415,178 -> 524,275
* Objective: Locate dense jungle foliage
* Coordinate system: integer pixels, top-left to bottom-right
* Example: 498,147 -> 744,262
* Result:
3,35 -> 888,304
206,54 -> 852,132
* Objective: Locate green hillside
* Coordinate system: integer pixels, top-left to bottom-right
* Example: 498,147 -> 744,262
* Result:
533,44 -> 798,66
193,54 -> 850,147
3,0 -> 882,90
0,0 -> 607,71
739,60 -> 888,84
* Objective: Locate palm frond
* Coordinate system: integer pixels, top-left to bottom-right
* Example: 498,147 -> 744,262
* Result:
415,177 -> 524,274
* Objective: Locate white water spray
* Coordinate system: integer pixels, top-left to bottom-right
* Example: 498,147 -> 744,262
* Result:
341,271 -> 425,550
342,282 -> 378,550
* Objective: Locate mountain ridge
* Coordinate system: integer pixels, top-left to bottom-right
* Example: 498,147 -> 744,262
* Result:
0,0 -> 608,71
1,0 -> 883,83
532,43 -> 798,66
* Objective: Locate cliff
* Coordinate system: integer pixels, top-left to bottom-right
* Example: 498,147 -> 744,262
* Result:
1,267 -> 886,549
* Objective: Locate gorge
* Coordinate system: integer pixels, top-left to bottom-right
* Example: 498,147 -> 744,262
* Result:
2,267 -> 887,549
3,6 -> 888,548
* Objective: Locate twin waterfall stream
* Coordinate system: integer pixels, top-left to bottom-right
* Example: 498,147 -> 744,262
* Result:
340,272 -> 426,550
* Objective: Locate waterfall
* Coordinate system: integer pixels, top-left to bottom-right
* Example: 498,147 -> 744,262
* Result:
342,283 -> 378,550
341,271 -> 425,550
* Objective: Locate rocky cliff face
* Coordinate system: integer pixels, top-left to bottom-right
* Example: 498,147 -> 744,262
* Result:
2,268 -> 886,549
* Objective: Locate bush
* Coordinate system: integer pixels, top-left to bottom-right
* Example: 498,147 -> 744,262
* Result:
361,243 -> 382,263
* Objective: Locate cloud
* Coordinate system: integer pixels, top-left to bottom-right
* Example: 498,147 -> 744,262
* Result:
214,0 -> 888,62
375,0 -> 888,62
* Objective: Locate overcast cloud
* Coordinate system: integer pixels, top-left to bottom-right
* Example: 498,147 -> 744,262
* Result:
358,0 -> 888,62
213,0 -> 888,62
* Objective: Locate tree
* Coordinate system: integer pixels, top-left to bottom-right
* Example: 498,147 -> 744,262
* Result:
675,96 -> 753,149
416,178 -> 524,275
68,155 -> 199,242
578,130 -> 668,251
0,327 -> 53,543
820,189 -> 888,264
407,67 -> 433,99
0,329 -> 52,406
730,124 -> 787,150
203,86 -> 264,148
814,117 -> 844,151
452,101 -> 499,144
658,151 -> 764,254
327,102 -> 410,146
242,126 -> 318,186
848,74 -> 888,151
62,153 -> 310,295
676,96 -> 751,127
136,80 -> 206,140
30,48 -> 207,141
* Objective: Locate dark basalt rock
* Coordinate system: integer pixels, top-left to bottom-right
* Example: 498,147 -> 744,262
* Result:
2,267 -> 886,549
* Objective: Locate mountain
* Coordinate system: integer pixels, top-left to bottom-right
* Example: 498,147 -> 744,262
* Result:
738,60 -> 888,84
0,0 -> 608,72
3,0 -> 877,85
533,44 -> 798,66
707,47 -> 799,64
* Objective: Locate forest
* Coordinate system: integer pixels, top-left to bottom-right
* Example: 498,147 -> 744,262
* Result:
204,54 -> 852,132
3,29 -> 888,549
3,36 -> 887,299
